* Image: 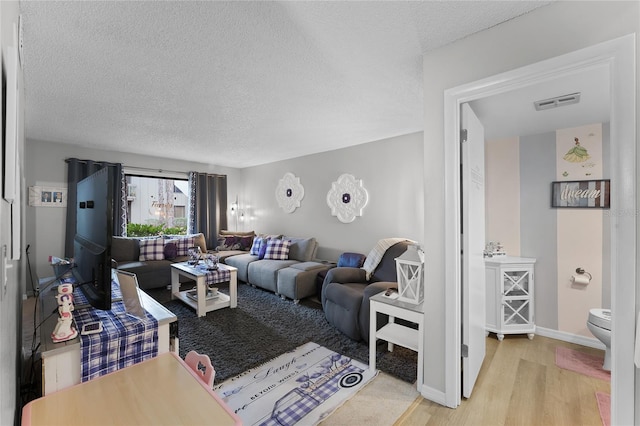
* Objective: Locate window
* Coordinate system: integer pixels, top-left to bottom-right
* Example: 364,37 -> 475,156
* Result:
125,174 -> 189,237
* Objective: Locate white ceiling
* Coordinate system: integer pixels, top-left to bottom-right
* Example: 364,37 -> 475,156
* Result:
20,1 -> 555,168
471,63 -> 610,141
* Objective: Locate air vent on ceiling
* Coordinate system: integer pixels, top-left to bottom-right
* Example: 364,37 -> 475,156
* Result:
534,92 -> 581,111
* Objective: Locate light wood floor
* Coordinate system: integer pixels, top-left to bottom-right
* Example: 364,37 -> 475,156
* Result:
21,296 -> 609,425
394,334 -> 609,426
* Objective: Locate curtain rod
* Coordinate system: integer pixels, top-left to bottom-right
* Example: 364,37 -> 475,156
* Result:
124,166 -> 226,179
66,158 -> 224,177
124,165 -> 188,175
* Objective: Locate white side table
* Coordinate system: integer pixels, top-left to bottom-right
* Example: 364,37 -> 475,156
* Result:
369,292 -> 424,391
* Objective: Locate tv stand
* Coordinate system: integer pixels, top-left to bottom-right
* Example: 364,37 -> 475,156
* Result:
38,277 -> 178,396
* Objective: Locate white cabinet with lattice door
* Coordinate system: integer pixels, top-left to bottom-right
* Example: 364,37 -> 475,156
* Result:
485,256 -> 536,341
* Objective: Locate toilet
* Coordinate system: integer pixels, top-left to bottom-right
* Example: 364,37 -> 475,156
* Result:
586,308 -> 611,371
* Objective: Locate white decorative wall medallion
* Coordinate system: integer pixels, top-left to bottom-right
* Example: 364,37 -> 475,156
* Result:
275,172 -> 304,213
326,174 -> 369,223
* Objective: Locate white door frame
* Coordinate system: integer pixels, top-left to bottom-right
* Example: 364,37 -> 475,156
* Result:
443,34 -> 636,423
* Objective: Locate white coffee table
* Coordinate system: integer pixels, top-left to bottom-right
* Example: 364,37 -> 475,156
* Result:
171,262 -> 238,317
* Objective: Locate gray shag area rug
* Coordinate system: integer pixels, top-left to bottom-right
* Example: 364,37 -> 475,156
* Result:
146,282 -> 418,385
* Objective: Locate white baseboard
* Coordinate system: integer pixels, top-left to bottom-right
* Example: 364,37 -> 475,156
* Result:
536,326 -> 606,350
419,384 -> 450,408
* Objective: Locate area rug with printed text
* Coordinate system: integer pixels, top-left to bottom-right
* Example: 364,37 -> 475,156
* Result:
213,342 -> 377,426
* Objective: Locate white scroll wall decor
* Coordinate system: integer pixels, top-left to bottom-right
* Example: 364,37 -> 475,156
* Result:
275,172 -> 304,213
326,174 -> 369,223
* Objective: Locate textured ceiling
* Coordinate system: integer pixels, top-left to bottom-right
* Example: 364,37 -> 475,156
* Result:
20,1 -> 551,168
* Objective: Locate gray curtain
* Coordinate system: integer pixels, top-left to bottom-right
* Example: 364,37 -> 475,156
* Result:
65,158 -> 126,258
188,172 -> 228,249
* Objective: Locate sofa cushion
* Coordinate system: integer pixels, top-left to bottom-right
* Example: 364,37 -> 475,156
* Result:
249,237 -> 263,255
163,233 -> 206,254
163,241 -> 178,260
370,241 -> 409,283
264,239 -> 291,260
111,236 -> 140,262
290,261 -> 325,272
175,236 -> 195,256
258,238 -> 270,259
247,259 -> 298,292
219,229 -> 256,237
139,238 -> 165,261
117,259 -> 179,290
238,235 -> 254,251
224,253 -> 259,282
217,235 -> 240,251
338,252 -> 366,268
286,237 -> 317,262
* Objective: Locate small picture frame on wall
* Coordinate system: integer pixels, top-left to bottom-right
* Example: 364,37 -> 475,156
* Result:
551,179 -> 610,209
29,186 -> 67,207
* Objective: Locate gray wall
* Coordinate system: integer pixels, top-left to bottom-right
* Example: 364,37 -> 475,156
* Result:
25,132 -> 423,282
24,139 -> 241,285
422,0 -> 639,397
520,131 -> 558,330
240,132 -> 424,260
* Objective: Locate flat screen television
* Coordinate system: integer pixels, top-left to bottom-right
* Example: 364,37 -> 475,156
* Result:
73,167 -> 114,310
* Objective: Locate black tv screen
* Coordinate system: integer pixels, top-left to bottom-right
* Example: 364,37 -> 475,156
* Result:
73,168 -> 114,310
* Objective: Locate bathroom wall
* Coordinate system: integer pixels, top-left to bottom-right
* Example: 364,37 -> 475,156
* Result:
556,124 -> 604,336
485,137 -> 520,256
485,122 -> 610,337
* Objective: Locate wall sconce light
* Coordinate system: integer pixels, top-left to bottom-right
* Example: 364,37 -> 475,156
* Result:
230,196 -> 245,231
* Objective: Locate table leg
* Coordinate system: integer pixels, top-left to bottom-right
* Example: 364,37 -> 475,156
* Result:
196,276 -> 206,317
369,301 -> 377,372
229,270 -> 237,308
387,315 -> 395,352
171,269 -> 180,300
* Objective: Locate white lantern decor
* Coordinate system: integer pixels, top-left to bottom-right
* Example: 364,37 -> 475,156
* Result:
395,244 -> 425,304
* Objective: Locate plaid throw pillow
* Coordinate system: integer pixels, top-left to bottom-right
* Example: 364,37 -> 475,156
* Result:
249,237 -> 263,255
264,239 -> 291,260
258,238 -> 270,259
139,238 -> 165,261
175,236 -> 195,256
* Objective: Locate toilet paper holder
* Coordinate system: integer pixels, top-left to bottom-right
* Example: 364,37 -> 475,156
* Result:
575,267 -> 592,281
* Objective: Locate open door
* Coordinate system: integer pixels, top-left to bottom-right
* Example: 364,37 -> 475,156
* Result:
461,102 -> 486,398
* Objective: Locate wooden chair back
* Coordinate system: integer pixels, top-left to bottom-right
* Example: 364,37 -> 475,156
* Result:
184,350 -> 216,388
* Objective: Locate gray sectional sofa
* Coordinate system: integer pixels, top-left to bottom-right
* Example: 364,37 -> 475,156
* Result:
112,230 -> 329,303
224,236 -> 331,303
111,233 -> 209,290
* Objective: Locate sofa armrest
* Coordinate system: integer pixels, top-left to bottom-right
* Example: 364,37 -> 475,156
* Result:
290,261 -> 326,272
322,267 -> 366,287
362,281 -> 397,299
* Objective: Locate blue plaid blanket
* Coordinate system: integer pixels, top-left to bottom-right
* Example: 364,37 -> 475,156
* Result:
193,264 -> 232,286
73,280 -> 158,382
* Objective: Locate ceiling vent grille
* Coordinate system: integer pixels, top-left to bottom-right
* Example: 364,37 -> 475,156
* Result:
534,93 -> 581,111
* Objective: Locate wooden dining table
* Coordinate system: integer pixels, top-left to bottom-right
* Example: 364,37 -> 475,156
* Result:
22,352 -> 242,425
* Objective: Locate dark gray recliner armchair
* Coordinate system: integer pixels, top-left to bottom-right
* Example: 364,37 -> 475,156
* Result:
321,240 -> 412,342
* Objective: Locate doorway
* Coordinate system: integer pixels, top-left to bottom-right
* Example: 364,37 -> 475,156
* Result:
443,35 -> 636,424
